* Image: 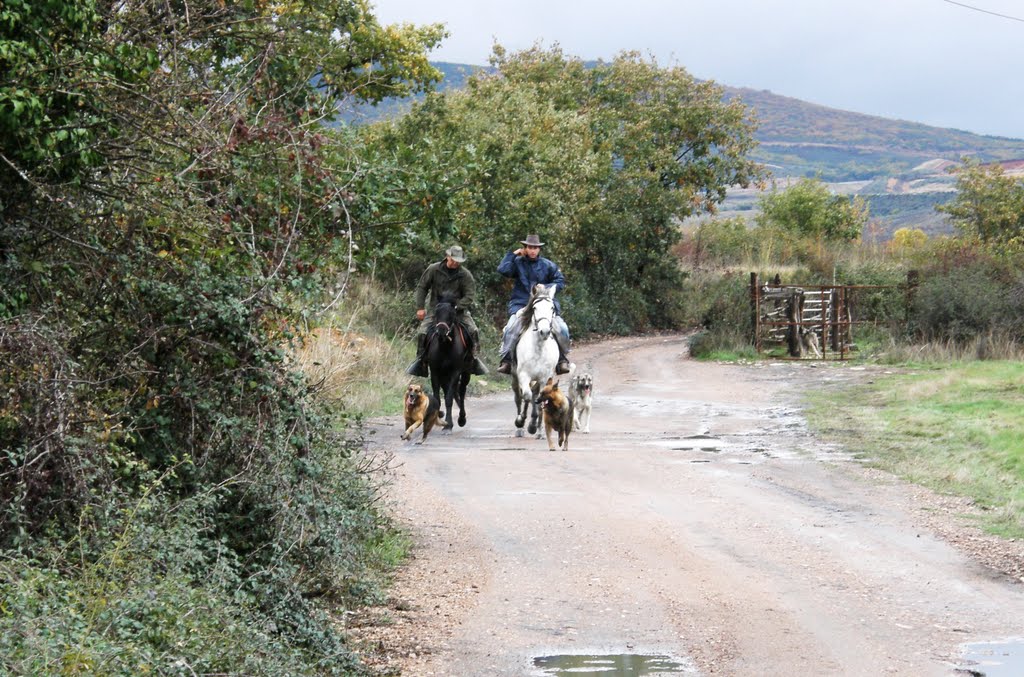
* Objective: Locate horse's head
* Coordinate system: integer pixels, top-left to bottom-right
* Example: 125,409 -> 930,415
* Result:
432,293 -> 459,342
525,285 -> 555,340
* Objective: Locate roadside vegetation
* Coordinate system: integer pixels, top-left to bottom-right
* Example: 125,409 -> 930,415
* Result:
3,0 -> 1023,672
807,362 -> 1024,539
683,164 -> 1024,540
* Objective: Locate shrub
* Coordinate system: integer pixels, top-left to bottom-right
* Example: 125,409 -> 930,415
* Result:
680,271 -> 753,358
910,265 -> 1022,342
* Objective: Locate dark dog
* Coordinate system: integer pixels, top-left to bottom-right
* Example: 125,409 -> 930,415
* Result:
571,372 -> 593,433
536,377 -> 574,451
401,383 -> 443,444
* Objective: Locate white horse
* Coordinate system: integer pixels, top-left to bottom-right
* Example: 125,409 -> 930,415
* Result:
512,284 -> 560,437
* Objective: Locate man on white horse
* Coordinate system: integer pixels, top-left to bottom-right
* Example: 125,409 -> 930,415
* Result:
495,234 -> 572,375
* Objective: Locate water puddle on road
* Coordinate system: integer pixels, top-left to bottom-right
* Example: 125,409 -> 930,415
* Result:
958,638 -> 1024,676
532,653 -> 693,675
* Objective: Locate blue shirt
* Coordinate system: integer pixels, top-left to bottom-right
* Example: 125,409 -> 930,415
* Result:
497,251 -> 566,316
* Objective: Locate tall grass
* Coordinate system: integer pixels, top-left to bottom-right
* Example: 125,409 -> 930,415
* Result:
871,331 -> 1024,364
294,326 -> 410,415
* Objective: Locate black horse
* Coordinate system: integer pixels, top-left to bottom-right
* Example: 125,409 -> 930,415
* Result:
425,293 -> 473,431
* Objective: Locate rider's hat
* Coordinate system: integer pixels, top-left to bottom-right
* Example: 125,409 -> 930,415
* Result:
445,245 -> 467,262
520,234 -> 545,247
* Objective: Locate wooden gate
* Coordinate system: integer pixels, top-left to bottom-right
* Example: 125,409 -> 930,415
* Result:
749,272 -> 906,359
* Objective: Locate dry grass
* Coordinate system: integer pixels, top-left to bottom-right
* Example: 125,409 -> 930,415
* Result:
876,332 -> 1024,364
292,325 -> 411,416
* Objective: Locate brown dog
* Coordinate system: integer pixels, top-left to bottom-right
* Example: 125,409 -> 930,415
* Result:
536,377 -> 574,451
401,383 -> 443,445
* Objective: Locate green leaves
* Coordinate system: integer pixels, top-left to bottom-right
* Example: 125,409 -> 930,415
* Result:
938,158 -> 1024,246
757,178 -> 868,241
1,0 -> 444,671
360,46 -> 763,332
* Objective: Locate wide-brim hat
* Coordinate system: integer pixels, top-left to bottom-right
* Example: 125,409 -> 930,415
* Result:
445,245 -> 467,263
520,234 -> 545,247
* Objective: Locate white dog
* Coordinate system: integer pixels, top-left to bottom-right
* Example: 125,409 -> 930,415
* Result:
571,372 -> 593,433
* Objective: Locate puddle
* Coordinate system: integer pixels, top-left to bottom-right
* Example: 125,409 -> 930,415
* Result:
958,638 -> 1024,676
532,653 -> 692,675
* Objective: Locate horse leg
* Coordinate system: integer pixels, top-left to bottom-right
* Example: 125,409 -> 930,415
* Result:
430,373 -> 444,420
527,381 -> 542,436
457,372 -> 469,427
442,376 -> 456,431
513,376 -> 527,436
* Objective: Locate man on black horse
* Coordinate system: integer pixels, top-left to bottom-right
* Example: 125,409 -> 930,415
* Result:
495,233 -> 572,375
406,244 -> 489,378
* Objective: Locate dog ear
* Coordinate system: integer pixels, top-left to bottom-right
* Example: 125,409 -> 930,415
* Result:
545,377 -> 554,386
552,381 -> 559,390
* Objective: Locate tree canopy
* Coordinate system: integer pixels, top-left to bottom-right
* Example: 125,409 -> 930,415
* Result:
1,1 -> 444,671
756,177 -> 868,241
356,46 -> 764,331
937,158 -> 1024,247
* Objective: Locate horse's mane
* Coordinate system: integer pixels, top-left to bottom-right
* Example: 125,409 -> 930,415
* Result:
435,291 -> 459,312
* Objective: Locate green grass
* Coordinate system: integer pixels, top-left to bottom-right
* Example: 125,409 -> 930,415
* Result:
807,361 -> 1024,538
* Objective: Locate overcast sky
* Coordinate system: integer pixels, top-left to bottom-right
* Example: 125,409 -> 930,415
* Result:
369,0 -> 1024,140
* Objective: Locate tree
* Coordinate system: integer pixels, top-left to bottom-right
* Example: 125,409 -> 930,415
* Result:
756,178 -> 868,241
1,0 -> 445,670
358,46 -> 764,332
888,227 -> 928,258
937,158 -> 1024,245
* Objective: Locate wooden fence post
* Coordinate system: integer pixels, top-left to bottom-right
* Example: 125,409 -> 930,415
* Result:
750,272 -> 759,351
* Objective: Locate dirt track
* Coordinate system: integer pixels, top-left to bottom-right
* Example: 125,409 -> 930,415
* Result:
352,334 -> 1024,676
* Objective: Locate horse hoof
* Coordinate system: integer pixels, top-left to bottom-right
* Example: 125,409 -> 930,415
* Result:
528,425 -> 537,435
458,415 -> 466,427
414,439 -> 424,445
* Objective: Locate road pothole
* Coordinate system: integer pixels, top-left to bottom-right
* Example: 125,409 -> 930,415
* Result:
532,652 -> 694,675
957,638 -> 1024,676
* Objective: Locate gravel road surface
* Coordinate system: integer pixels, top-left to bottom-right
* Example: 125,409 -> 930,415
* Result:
349,334 -> 1024,676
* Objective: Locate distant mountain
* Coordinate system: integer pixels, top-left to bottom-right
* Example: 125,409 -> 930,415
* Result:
729,86 -> 1024,181
347,62 -> 1024,237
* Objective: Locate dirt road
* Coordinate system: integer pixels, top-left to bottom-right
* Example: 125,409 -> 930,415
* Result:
353,334 -> 1024,676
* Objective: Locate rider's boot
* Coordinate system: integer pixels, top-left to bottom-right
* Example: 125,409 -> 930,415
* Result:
405,334 -> 429,377
496,352 -> 512,374
554,330 -> 572,375
470,342 -> 489,375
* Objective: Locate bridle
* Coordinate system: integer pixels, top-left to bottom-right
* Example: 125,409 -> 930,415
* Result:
530,296 -> 553,335
432,301 -> 460,344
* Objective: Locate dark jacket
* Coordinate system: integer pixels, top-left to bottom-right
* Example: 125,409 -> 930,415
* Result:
497,251 -> 565,315
415,260 -> 477,315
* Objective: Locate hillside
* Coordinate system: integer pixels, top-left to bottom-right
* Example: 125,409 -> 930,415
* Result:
730,86 -> 1024,180
349,62 -> 1024,237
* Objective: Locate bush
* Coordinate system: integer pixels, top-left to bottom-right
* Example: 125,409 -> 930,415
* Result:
910,265 -> 1023,342
679,271 -> 753,358
0,489 -> 373,676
